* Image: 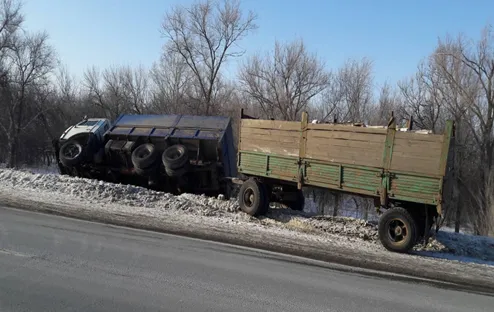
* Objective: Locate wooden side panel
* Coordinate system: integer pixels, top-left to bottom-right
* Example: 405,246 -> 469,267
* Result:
389,173 -> 441,205
305,128 -> 386,167
237,151 -> 298,182
239,120 -> 300,157
307,123 -> 388,134
304,161 -> 382,197
390,132 -> 443,175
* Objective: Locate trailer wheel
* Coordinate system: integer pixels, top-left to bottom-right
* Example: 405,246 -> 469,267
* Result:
378,207 -> 418,253
59,140 -> 84,167
162,144 -> 189,169
132,143 -> 159,169
238,179 -> 267,216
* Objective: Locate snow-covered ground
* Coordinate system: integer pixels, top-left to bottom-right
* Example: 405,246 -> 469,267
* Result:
0,163 -> 59,175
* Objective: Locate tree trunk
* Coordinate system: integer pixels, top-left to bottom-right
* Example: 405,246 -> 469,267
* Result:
454,205 -> 461,233
487,168 -> 494,237
7,137 -> 17,168
453,177 -> 461,233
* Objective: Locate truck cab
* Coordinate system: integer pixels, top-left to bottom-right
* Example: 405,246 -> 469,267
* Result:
59,118 -> 111,143
54,117 -> 111,174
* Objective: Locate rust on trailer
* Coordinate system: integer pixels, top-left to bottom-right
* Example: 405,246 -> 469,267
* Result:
237,110 -> 455,210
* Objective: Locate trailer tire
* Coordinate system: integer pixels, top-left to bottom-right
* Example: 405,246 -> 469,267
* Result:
378,207 -> 418,253
162,144 -> 189,169
59,140 -> 84,167
132,143 -> 159,169
238,179 -> 267,216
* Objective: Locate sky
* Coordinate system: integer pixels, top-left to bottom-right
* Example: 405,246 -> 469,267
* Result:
22,0 -> 494,89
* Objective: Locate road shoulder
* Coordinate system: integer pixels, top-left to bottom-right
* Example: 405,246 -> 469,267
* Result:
1,189 -> 494,295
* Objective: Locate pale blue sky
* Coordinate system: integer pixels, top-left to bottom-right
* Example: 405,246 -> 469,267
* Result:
23,0 -> 494,88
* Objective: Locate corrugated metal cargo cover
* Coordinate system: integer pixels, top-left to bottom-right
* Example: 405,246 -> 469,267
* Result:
109,114 -> 230,140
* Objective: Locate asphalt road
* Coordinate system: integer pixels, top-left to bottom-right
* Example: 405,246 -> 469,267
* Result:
0,207 -> 492,312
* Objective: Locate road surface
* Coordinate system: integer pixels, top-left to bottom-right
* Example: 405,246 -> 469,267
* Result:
0,206 -> 492,312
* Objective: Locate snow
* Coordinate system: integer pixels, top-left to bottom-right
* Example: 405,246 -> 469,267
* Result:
0,163 -> 59,175
0,167 -> 494,271
414,231 -> 494,265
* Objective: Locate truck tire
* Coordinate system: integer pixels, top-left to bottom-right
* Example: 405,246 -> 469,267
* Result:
378,207 -> 418,253
132,143 -> 159,169
238,179 -> 267,216
162,144 -> 189,169
59,140 -> 84,167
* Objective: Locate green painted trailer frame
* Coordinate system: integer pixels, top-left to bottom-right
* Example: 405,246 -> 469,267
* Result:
237,110 -> 455,218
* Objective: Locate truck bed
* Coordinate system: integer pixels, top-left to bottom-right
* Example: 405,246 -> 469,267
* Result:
237,113 -> 454,210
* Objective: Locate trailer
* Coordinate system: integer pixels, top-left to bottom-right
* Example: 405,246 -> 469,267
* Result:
53,114 -> 237,197
235,110 -> 455,253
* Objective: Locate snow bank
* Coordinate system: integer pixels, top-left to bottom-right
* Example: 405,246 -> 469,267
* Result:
0,168 -> 493,266
0,168 -> 379,239
414,231 -> 494,265
0,163 -> 59,175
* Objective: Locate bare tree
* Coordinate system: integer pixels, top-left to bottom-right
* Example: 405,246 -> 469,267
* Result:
0,31 -> 55,167
398,62 -> 445,133
239,39 -> 330,121
314,58 -> 373,124
433,25 -> 494,235
425,40 -> 478,233
121,65 -> 150,114
160,0 -> 257,115
371,81 -> 402,125
83,66 -> 110,117
83,65 -> 150,119
337,58 -> 373,122
0,0 -> 23,53
150,52 -> 196,114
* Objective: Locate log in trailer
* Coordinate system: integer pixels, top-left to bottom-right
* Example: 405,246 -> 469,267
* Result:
234,109 -> 455,253
53,114 -> 237,197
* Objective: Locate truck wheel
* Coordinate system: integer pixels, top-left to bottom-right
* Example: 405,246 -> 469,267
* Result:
162,144 -> 189,169
59,140 -> 84,167
378,207 -> 418,253
132,143 -> 159,169
238,179 -> 267,216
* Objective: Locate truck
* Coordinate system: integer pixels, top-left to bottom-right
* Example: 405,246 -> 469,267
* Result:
54,110 -> 455,253
53,114 -> 237,197
235,110 -> 455,253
